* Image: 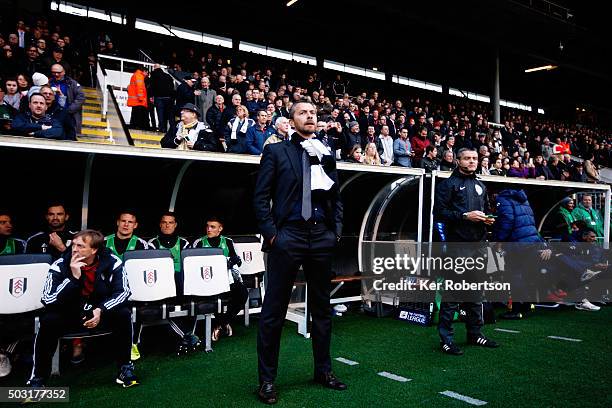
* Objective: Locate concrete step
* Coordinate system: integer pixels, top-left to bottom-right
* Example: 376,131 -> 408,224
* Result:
81,128 -> 111,137
82,119 -> 108,128
130,133 -> 163,142
134,142 -> 162,149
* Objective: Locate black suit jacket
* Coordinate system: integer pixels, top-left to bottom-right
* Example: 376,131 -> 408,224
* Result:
254,140 -> 343,251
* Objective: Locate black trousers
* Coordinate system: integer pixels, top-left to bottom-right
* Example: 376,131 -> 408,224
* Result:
30,305 -> 132,381
257,221 -> 336,383
217,281 -> 249,327
130,106 -> 149,129
438,302 -> 483,344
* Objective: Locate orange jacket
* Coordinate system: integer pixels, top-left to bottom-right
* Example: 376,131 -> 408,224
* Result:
127,70 -> 147,107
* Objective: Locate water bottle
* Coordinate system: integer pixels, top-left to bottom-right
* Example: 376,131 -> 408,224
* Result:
41,243 -> 48,253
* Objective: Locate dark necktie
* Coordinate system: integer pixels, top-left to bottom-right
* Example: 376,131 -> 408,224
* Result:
301,150 -> 312,221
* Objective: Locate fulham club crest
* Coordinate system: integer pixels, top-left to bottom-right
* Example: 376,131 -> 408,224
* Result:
9,277 -> 27,298
243,251 -> 252,264
143,269 -> 157,287
201,266 -> 213,281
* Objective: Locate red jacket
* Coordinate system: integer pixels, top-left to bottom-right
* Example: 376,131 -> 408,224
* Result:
410,135 -> 430,160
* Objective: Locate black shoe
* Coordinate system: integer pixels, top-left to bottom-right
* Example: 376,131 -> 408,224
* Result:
314,372 -> 347,390
116,362 -> 139,388
257,381 -> 278,405
177,334 -> 201,355
468,336 -> 499,348
23,378 -> 45,403
440,342 -> 464,355
499,311 -> 523,320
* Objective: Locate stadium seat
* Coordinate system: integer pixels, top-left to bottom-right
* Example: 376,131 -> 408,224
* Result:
124,249 -> 188,347
0,254 -> 51,349
232,236 -> 266,326
181,248 -> 231,352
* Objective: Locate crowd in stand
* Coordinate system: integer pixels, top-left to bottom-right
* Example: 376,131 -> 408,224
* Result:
2,15 -> 610,184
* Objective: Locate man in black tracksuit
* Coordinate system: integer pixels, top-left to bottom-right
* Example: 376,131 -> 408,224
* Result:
434,148 -> 499,355
26,203 -> 77,261
27,230 -> 138,390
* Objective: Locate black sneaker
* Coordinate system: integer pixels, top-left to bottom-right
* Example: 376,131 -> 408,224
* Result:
440,342 -> 464,355
115,362 -> 139,388
468,336 -> 499,348
23,378 -> 45,403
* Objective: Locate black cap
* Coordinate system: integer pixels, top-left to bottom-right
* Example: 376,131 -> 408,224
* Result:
183,75 -> 194,82
179,103 -> 200,117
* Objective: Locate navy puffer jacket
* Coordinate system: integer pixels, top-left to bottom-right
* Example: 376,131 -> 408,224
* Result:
493,189 -> 543,242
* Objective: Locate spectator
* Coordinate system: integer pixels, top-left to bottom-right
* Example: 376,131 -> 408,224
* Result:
206,94 -> 225,139
393,128 -> 413,167
48,63 -> 85,134
3,78 -> 21,110
346,144 -> 363,163
477,156 -> 490,175
571,162 -> 588,183
174,75 -> 196,121
421,145 -> 439,173
27,230 -> 138,392
224,104 -> 254,154
489,157 -> 506,176
507,158 -> 535,178
149,64 -> 175,133
363,142 -> 382,165
11,93 -> 64,139
572,194 -> 604,239
378,125 -> 394,166
0,212 -> 26,255
411,127 -> 430,168
191,216 -> 248,341
160,103 -> 216,151
344,121 -> 361,156
43,46 -> 71,76
264,116 -> 290,147
583,153 -> 600,183
220,93 -> 242,128
439,150 -> 456,172
246,110 -> 274,155
195,76 -> 216,125
38,84 -> 76,140
533,154 -> 554,180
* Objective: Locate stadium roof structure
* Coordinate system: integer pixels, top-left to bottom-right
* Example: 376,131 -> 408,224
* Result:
70,0 -> 612,121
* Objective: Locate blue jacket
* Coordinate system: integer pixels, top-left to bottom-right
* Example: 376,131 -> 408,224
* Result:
12,111 -> 65,139
246,124 -> 274,155
393,137 -> 412,167
494,189 -> 543,242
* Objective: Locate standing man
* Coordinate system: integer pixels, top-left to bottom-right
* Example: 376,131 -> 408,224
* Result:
126,67 -> 149,130
48,63 -> 85,135
254,99 -> 345,405
149,64 -> 175,133
195,76 -> 217,126
434,148 -> 499,355
27,202 -> 77,260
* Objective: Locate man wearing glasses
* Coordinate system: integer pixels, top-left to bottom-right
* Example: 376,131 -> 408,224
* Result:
48,63 -> 85,135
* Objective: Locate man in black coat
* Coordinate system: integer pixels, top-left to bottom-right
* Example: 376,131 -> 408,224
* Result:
253,100 -> 346,404
434,148 -> 499,356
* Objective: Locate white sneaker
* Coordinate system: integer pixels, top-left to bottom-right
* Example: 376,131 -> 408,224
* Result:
334,304 -> 348,313
575,299 -> 601,311
0,352 -> 11,377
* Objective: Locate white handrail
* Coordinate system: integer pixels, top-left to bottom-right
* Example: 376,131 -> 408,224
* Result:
98,53 -> 167,68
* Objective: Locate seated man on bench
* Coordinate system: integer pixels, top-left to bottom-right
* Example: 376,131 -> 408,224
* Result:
27,230 -> 138,393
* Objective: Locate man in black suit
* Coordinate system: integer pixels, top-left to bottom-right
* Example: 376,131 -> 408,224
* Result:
253,100 -> 346,404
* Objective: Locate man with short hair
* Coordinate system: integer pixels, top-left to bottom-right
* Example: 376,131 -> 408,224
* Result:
246,110 -> 274,155
26,230 -> 138,393
149,64 -> 175,133
0,212 -> 25,255
48,63 -> 85,134
393,128 -> 413,167
11,93 -> 65,139
264,116 -> 290,147
411,127 -> 430,168
206,94 -> 226,140
192,216 -> 247,342
105,211 -> 148,360
147,212 -> 190,276
378,125 -> 394,166
127,67 -> 149,130
40,84 -> 76,140
421,145 -> 439,173
254,100 -> 346,404
195,76 -> 217,125
434,148 -> 499,356
27,203 -> 76,260
572,194 -> 604,239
